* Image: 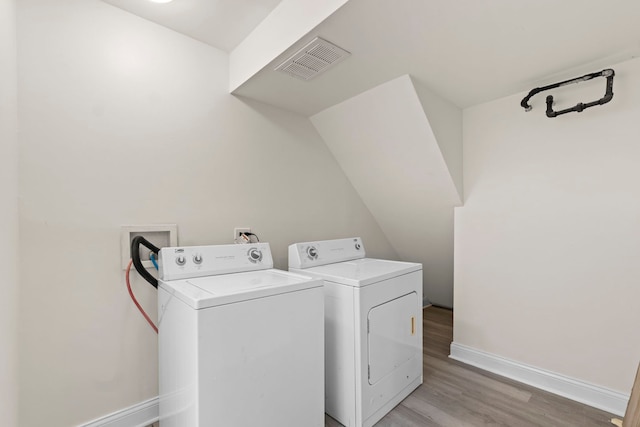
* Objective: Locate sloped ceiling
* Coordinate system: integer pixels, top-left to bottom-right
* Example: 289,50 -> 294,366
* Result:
100,0 -> 283,52
231,0 -> 640,115
100,0 -> 640,112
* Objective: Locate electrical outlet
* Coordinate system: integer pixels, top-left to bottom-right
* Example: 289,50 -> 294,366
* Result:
234,227 -> 251,243
121,224 -> 178,269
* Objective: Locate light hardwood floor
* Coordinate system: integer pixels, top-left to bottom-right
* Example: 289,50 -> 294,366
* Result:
150,306 -> 616,426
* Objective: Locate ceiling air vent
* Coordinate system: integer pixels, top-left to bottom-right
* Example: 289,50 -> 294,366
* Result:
275,37 -> 350,81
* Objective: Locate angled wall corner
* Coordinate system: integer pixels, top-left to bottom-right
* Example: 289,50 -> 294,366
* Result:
0,0 -> 19,425
310,74 -> 462,307
411,77 -> 464,202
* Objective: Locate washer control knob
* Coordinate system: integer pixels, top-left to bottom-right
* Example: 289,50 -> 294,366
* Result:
307,247 -> 318,260
176,255 -> 186,266
193,254 -> 203,265
248,248 -> 262,262
355,242 -> 361,250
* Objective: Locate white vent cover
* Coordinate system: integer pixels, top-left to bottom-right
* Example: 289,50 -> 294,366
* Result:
275,37 -> 350,81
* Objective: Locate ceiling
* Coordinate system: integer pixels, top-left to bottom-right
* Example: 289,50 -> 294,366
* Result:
101,0 -> 283,52
102,0 -> 640,113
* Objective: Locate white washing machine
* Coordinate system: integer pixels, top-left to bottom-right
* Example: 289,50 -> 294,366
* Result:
158,243 -> 324,427
289,237 -> 423,427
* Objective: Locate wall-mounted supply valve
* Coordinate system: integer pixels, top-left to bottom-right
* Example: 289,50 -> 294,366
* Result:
520,69 -> 614,118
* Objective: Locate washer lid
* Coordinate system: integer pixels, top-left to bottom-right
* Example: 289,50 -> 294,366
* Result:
293,258 -> 421,287
159,269 -> 322,309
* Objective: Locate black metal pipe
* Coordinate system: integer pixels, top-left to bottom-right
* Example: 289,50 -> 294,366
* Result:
521,69 -> 614,116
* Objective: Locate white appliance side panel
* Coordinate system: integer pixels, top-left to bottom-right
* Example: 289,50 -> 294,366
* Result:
368,292 -> 420,384
158,287 -> 199,427
197,287 -> 325,427
357,270 -> 423,425
323,281 -> 357,426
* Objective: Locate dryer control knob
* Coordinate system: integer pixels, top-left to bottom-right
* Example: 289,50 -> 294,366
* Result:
355,243 -> 361,250
248,248 -> 262,262
307,247 -> 318,260
193,254 -> 203,264
176,255 -> 186,266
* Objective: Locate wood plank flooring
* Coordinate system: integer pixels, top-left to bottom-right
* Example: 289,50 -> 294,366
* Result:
325,306 -> 615,427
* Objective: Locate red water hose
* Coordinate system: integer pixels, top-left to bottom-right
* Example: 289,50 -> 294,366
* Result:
126,258 -> 158,334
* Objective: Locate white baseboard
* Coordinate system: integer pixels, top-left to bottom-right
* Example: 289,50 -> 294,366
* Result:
78,343 -> 630,424
78,397 -> 158,427
449,342 -> 629,416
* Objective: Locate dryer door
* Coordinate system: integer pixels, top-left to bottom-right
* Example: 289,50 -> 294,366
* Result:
367,291 -> 420,384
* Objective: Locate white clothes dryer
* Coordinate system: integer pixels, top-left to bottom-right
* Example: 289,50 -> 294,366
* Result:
158,243 -> 324,427
289,237 -> 423,427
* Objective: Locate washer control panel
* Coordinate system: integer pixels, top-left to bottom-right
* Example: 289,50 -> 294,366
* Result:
288,237 -> 365,269
159,243 -> 273,281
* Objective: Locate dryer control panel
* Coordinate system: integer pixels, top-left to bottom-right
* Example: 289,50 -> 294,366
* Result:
159,243 -> 274,281
288,237 -> 365,269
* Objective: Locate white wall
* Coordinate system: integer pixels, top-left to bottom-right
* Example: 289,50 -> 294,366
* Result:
455,57 -> 640,395
311,75 -> 461,307
0,0 -> 19,425
16,1 -> 395,426
413,78 -> 463,202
